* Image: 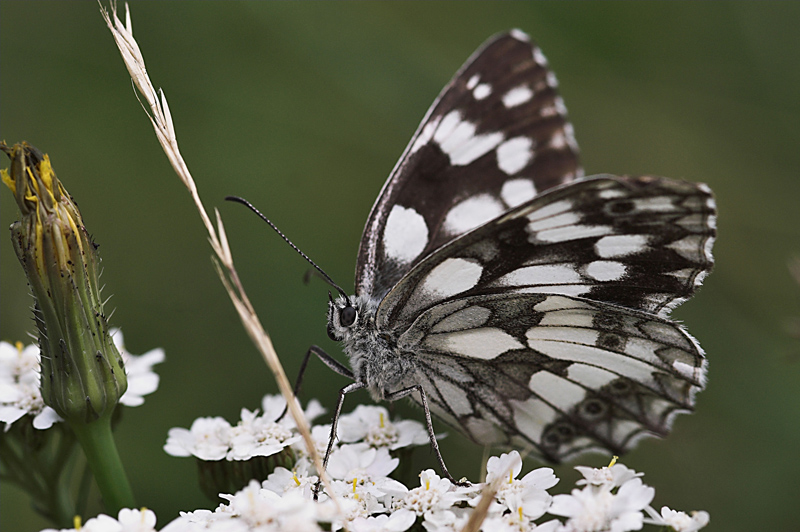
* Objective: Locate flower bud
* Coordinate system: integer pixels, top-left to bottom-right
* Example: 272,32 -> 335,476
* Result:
2,142 -> 127,424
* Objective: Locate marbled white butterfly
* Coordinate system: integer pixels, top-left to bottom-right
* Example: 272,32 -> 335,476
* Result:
234,29 -> 716,483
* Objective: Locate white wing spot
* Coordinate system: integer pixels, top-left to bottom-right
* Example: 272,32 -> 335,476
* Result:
443,194 -> 505,234
433,111 -> 504,166
493,264 -> 581,287
473,83 -> 492,100
510,398 -> 556,443
585,260 -> 627,282
466,74 -> 480,90
426,327 -> 523,360
667,235 -> 704,260
527,329 -> 662,382
563,123 -> 580,151
496,136 -> 534,175
533,295 -> 595,312
598,188 -> 626,199
528,372 -> 584,411
554,96 -> 567,114
532,47 -> 549,66
533,224 -> 614,244
526,210 -> 581,232
410,115 -> 441,155
436,379 -> 474,416
501,178 -> 537,208
419,257 -> 483,298
631,196 -> 675,212
382,205 -> 428,263
568,364 -> 618,388
510,28 -> 530,42
541,103 -> 558,117
515,285 -> 591,297
434,110 -> 462,142
502,85 -> 533,108
524,199 -> 574,222
594,234 -> 650,258
540,97 -> 567,118
464,417 -> 506,445
548,131 -> 567,149
539,309 -> 594,328
611,420 -> 642,443
673,360 -> 703,382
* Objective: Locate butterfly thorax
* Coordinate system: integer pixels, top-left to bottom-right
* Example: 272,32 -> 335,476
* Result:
328,294 -> 416,401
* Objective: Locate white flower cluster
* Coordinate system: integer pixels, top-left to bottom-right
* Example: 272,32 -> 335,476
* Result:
42,509 -> 157,532
0,330 -> 163,430
164,395 -> 329,461
153,395 -> 709,532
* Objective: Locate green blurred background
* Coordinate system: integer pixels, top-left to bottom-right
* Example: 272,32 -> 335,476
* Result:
2,2 -> 799,530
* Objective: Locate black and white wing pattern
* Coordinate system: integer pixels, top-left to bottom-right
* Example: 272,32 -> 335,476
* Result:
356,30 -> 582,300
374,175 -> 715,461
378,175 -> 716,331
326,31 -> 716,467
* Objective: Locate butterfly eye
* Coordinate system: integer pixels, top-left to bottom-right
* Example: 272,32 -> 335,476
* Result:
340,305 -> 357,327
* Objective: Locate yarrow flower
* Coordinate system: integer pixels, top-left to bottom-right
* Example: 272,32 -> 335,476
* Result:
644,506 -> 710,532
350,510 -> 416,532
474,450 -> 558,521
337,405 -> 429,450
0,341 -> 61,430
112,329 -> 165,408
549,466 -> 655,532
164,395 -> 323,462
263,459 -> 320,499
42,508 -> 157,532
0,333 -> 163,431
392,468 -> 472,532
574,462 -> 643,489
161,480 -> 326,532
157,397 -> 707,532
164,394 -> 325,500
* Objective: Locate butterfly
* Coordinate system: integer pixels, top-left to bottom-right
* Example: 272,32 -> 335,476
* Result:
233,29 -> 715,482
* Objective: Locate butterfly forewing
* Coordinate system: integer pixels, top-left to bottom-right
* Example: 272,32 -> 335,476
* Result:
376,175 -> 716,332
398,292 -> 706,462
356,31 -> 582,300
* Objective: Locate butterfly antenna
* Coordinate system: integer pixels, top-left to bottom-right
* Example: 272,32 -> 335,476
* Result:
225,196 -> 349,299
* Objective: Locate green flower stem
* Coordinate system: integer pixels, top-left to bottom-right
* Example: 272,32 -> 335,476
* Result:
70,415 -> 135,514
46,468 -> 75,529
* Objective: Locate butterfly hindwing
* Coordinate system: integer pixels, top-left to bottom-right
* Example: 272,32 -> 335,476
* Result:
377,175 -> 716,333
398,293 -> 705,462
356,31 -> 582,300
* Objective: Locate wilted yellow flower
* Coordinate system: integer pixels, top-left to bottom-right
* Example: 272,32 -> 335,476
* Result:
2,142 -> 127,424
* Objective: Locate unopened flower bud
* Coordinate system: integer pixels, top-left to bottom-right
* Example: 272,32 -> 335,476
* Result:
2,142 -> 127,424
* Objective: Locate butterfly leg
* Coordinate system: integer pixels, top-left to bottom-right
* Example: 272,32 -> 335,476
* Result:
313,380 -> 366,500
279,345 -> 355,421
384,384 -> 470,487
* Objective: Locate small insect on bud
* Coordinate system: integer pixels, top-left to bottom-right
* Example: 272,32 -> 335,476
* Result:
2,142 -> 127,425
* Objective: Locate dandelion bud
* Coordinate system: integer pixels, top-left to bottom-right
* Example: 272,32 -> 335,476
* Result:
2,142 -> 127,424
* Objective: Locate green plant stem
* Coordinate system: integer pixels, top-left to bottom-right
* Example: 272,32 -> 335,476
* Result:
47,470 -> 76,528
70,414 -> 135,514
